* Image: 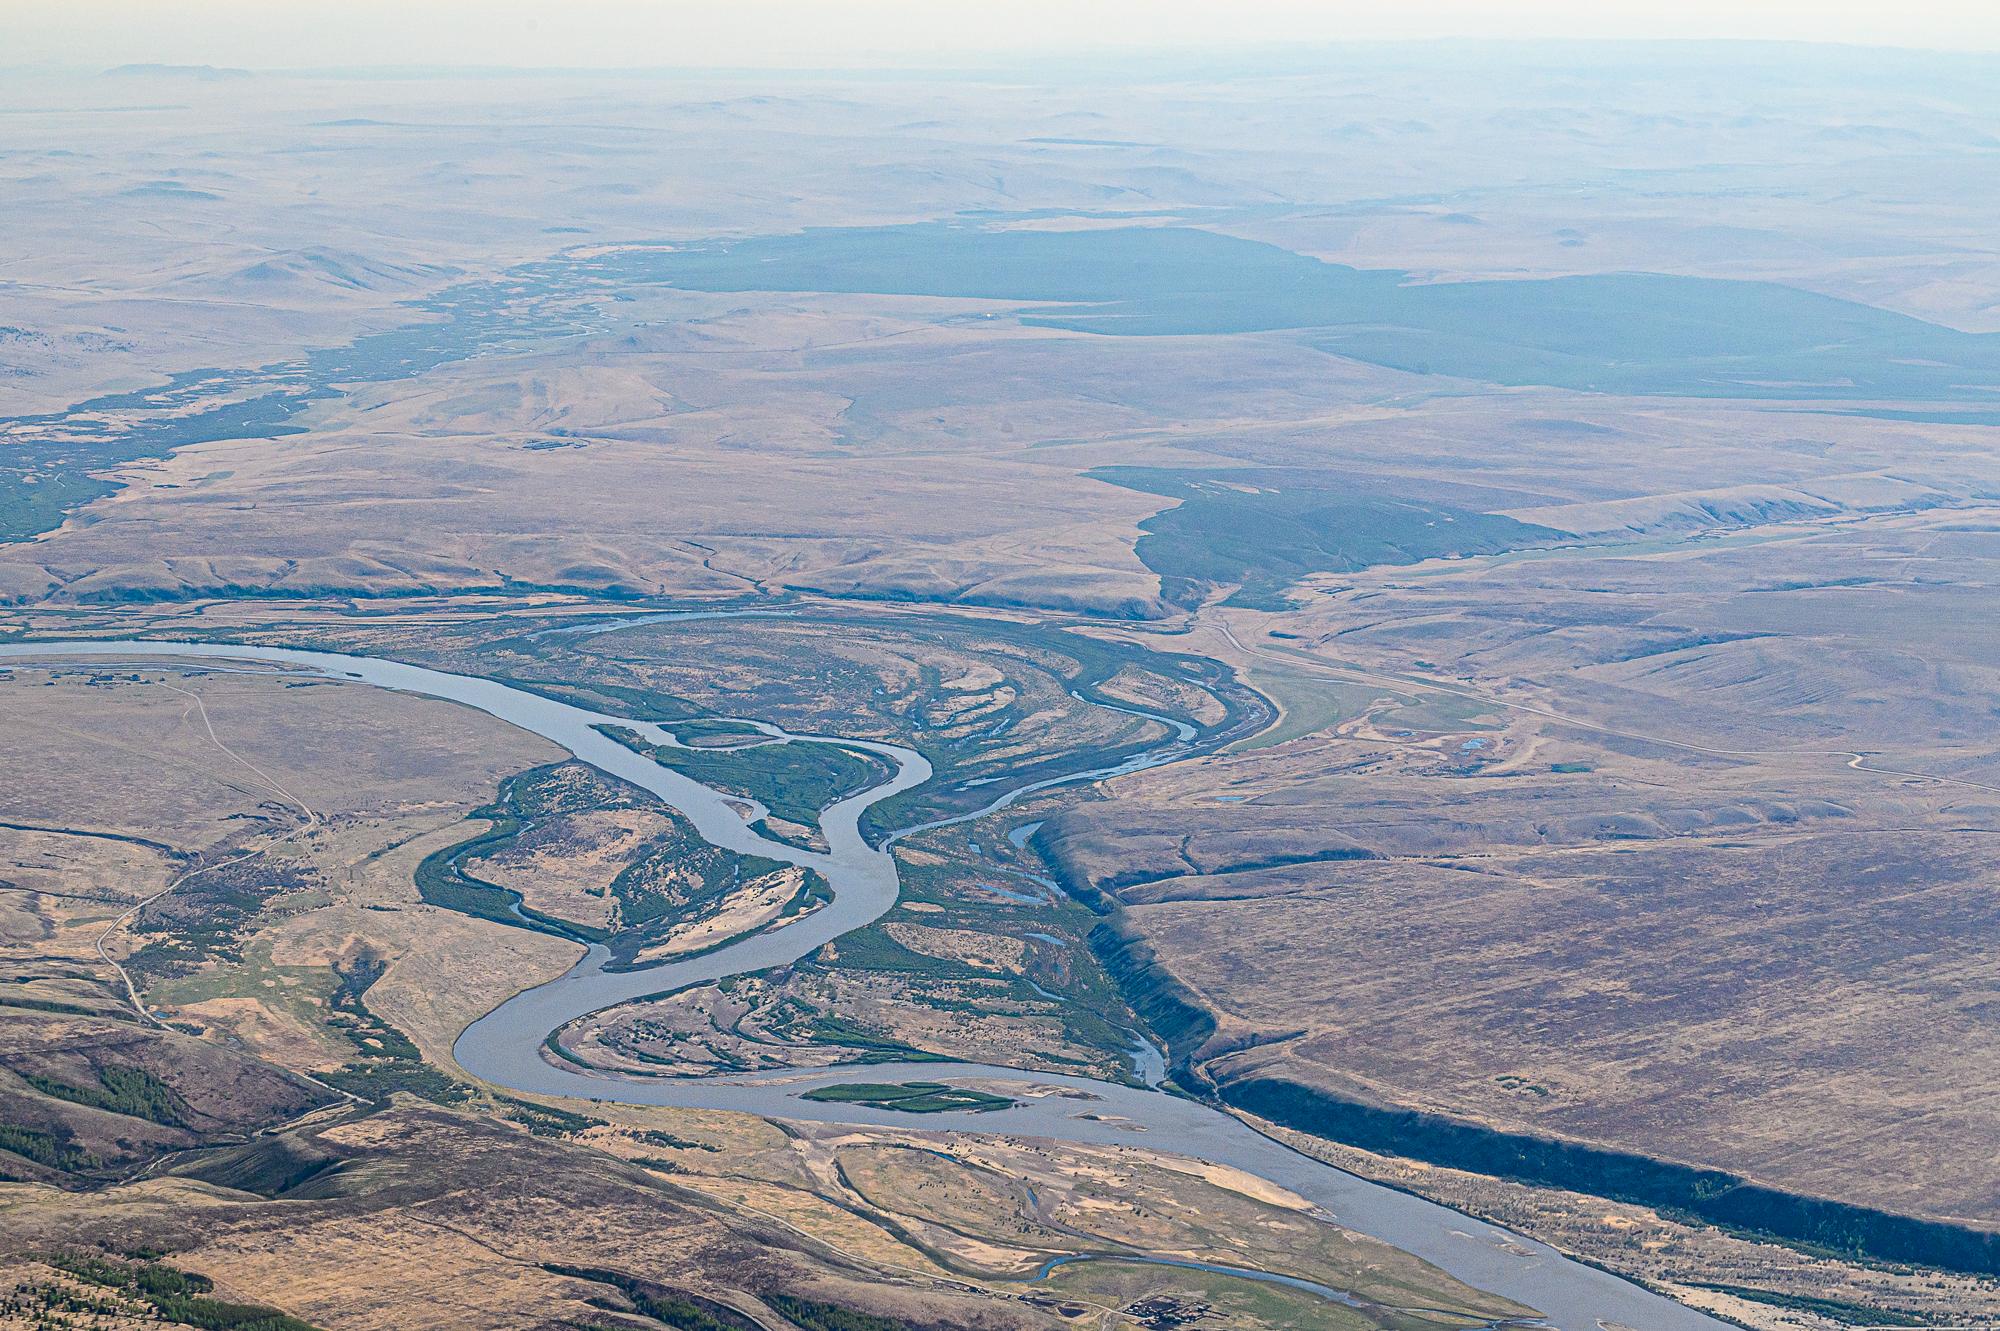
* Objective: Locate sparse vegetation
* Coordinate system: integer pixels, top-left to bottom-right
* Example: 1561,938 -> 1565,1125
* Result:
494,1094 -> 603,1138
412,772 -> 604,942
46,1252 -> 324,1331
596,724 -> 889,845
415,761 -> 805,968
543,1266 -> 761,1331
762,1293 -> 911,1331
9,50 -> 2000,1331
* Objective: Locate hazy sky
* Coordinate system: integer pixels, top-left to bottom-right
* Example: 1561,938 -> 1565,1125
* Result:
8,0 -> 2000,70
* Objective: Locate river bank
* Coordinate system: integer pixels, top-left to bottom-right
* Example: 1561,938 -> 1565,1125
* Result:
0,638 -> 1732,1331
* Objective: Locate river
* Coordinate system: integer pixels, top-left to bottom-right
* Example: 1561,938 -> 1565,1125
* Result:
0,639 -> 1729,1331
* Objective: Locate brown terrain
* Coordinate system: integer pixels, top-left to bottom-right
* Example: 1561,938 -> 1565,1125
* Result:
1046,501 -> 2000,1229
0,660 -> 1519,1331
5,45 -> 2000,1331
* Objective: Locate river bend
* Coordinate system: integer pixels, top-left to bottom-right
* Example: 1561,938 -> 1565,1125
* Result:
0,639 -> 1728,1331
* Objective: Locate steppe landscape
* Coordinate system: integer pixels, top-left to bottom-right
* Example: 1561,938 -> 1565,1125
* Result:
2,25 -> 1999,1331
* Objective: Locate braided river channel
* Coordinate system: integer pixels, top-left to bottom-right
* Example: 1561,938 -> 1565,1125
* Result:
0,639 -> 1730,1331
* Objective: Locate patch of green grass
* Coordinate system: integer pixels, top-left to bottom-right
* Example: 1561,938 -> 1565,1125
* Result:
149,941 -> 369,1076
820,925 -> 963,978
801,1014 -> 944,1061
801,1081 -> 1014,1113
598,726 -> 889,832
154,937 -> 451,1111
1378,688 -> 1506,734
1228,672 -> 1383,752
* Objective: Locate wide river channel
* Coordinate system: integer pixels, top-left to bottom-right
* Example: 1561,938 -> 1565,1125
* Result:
0,639 -> 1729,1331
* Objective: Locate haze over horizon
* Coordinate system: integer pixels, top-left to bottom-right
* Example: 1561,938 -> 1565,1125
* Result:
5,10 -> 2000,1331
8,0 -> 2000,71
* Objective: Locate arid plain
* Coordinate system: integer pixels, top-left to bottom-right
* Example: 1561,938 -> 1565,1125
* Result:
4,47 -> 2000,1331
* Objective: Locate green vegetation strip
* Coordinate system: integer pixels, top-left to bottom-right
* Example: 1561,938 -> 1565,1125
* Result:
315,950 -> 469,1107
1225,1076 -> 2000,1276
597,725 -> 888,831
47,1252 -> 323,1331
1688,1283 -> 1932,1328
544,1265 -> 765,1331
0,995 -> 102,1016
412,771 -> 608,945
763,1294 -> 910,1331
800,1081 -> 1014,1114
417,760 -> 803,965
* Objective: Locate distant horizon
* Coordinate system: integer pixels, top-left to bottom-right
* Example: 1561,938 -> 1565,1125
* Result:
7,0 -> 2000,73
13,35 -> 2000,84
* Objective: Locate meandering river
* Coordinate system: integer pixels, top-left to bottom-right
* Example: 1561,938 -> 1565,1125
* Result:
0,639 -> 1728,1331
